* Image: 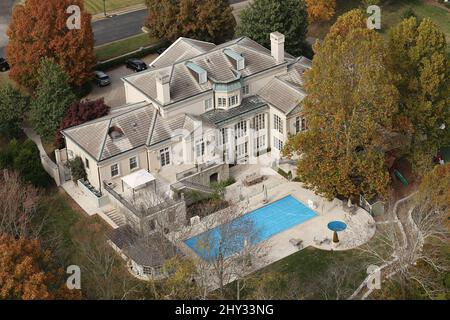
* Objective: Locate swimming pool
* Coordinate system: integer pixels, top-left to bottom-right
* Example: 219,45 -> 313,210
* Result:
184,195 -> 317,260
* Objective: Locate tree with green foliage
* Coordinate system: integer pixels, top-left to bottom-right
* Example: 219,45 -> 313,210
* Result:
67,156 -> 86,182
30,59 -> 76,140
145,0 -> 236,43
0,85 -> 29,138
284,10 -> 399,200
387,17 -> 450,175
0,139 -> 51,188
237,0 -> 309,56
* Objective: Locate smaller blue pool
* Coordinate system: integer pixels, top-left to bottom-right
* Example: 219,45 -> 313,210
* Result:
184,195 -> 317,260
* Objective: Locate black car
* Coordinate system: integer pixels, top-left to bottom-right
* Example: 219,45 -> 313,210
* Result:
93,70 -> 111,87
0,57 -> 10,72
125,59 -> 148,72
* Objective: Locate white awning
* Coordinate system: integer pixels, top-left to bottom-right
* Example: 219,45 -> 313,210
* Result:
121,169 -> 155,190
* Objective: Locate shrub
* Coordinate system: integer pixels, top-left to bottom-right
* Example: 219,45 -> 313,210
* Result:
402,8 -> 417,20
0,139 -> 51,187
67,156 -> 86,182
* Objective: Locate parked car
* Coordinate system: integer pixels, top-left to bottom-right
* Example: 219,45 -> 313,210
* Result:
0,57 -> 10,72
125,59 -> 148,72
93,70 -> 111,87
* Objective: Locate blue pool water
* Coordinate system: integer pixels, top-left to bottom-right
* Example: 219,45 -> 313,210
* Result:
184,195 -> 317,260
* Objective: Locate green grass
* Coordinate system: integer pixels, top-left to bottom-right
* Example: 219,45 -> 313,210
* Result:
308,0 -> 450,42
84,0 -> 144,15
226,246 -> 372,299
95,33 -> 159,61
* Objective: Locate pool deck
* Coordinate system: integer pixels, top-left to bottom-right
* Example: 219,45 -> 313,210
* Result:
169,165 -> 376,289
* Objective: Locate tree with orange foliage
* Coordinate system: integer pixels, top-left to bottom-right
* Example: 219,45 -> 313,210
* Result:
6,0 -> 96,90
305,0 -> 336,23
0,234 -> 81,300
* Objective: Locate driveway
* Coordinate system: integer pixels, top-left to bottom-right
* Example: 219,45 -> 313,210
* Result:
87,53 -> 158,108
0,0 -> 14,57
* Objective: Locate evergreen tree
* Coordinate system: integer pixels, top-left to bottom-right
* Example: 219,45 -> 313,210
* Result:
30,59 -> 76,140
237,0 -> 309,56
0,85 -> 29,138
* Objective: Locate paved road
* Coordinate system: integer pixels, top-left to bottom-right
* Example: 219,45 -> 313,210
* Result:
0,0 -> 14,57
93,9 -> 148,46
1,1 -> 250,56
93,0 -> 249,46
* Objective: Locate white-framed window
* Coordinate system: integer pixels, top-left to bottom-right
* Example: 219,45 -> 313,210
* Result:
195,138 -> 205,157
243,84 -> 250,95
255,135 -> 266,150
85,158 -> 89,169
254,114 -> 265,131
217,97 -> 226,108
220,128 -> 228,145
204,98 -> 213,111
235,120 -> 247,138
160,147 -> 170,167
111,163 -> 119,177
295,116 -> 307,133
237,142 -> 248,157
273,137 -> 283,151
228,94 -> 239,107
129,156 -> 138,170
274,114 -> 283,134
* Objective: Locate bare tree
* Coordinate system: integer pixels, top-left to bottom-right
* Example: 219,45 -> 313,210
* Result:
0,170 -> 41,238
188,201 -> 270,298
358,192 -> 449,299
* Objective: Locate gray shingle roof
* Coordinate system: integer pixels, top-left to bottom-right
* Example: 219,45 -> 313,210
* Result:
257,78 -> 306,115
123,37 -> 284,106
108,225 -> 178,268
150,38 -> 217,68
63,102 -> 195,161
201,96 -> 268,125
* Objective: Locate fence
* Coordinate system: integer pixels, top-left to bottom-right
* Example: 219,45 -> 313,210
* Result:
40,154 -> 61,186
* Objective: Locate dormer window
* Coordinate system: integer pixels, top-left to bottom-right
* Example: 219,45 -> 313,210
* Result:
186,62 -> 207,84
224,49 -> 245,71
108,126 -> 124,139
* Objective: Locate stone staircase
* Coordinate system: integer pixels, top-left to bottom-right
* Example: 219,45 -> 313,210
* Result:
101,207 -> 126,228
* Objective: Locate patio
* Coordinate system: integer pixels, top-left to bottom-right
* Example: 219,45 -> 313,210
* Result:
174,164 -> 376,275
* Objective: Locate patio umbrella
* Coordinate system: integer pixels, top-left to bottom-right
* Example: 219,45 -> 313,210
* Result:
262,184 -> 268,203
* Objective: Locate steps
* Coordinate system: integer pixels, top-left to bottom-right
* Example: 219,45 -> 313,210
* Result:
102,207 -> 126,228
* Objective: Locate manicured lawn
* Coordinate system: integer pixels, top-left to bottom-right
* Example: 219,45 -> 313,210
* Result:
95,33 -> 159,61
226,246 -> 372,300
308,0 -> 450,42
84,0 -> 145,15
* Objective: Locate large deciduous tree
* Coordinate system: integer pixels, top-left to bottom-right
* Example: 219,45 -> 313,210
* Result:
6,0 -> 96,90
305,0 -> 336,23
145,0 -> 236,44
237,0 -> 309,56
387,17 -> 450,174
284,10 -> 398,200
0,234 -> 81,300
30,59 -> 76,140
